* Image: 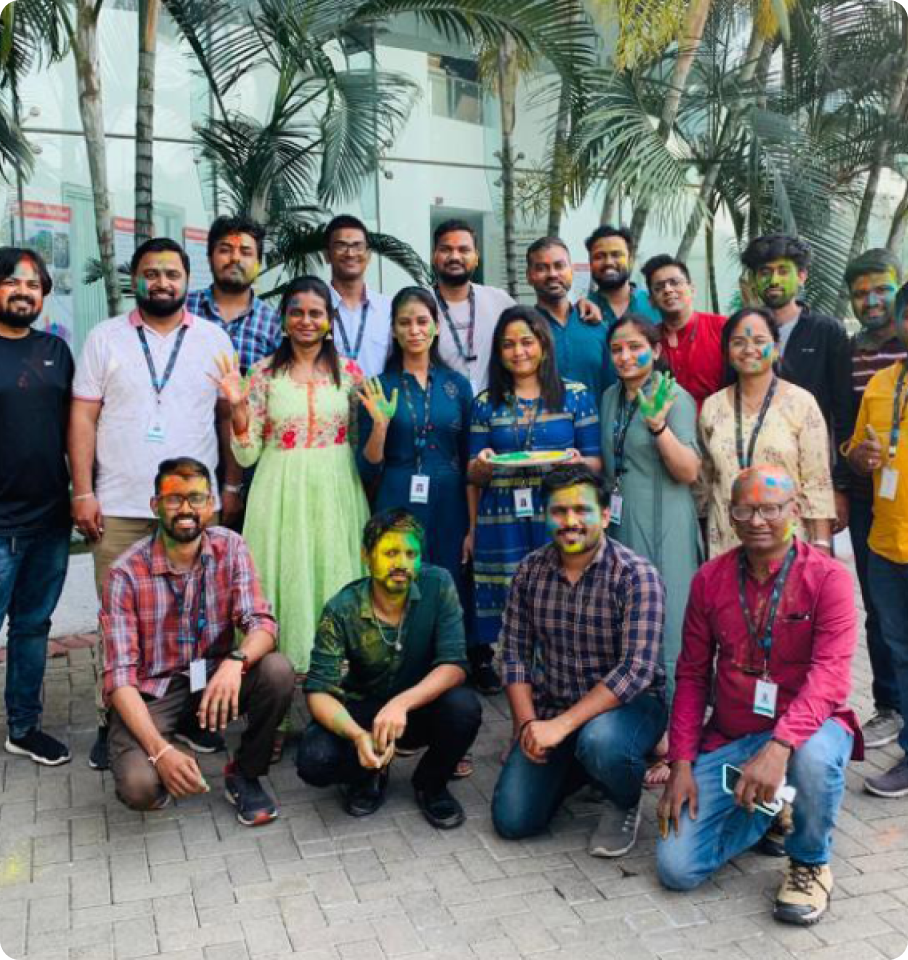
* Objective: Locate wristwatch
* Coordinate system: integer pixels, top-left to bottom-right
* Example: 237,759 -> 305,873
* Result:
227,650 -> 250,673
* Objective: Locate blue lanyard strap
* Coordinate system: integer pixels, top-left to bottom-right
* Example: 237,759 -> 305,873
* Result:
888,362 -> 908,459
165,557 -> 208,652
509,395 -> 541,452
612,387 -> 639,478
737,542 -> 796,665
400,371 -> 434,475
137,324 -> 189,397
434,285 -> 477,363
334,300 -> 369,358
735,375 -> 778,470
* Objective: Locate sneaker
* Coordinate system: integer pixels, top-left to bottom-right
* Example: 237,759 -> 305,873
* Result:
863,708 -> 903,749
5,729 -> 71,767
472,662 -> 502,696
773,860 -> 833,925
88,726 -> 109,771
864,758 -> 908,798
757,801 -> 793,857
342,768 -> 389,818
414,785 -> 465,829
223,761 -> 278,826
589,802 -> 641,858
174,718 -> 226,754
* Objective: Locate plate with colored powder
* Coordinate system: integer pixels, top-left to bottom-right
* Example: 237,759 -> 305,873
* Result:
488,450 -> 573,468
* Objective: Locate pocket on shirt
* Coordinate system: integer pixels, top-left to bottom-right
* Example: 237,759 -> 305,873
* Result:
776,614 -> 815,663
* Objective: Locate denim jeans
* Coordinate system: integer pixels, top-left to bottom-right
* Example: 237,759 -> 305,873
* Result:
849,498 -> 898,711
868,549 -> 908,755
657,719 -> 853,891
0,531 -> 70,738
492,692 -> 667,840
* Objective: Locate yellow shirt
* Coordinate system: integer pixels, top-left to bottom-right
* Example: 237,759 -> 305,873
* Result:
851,361 -> 908,563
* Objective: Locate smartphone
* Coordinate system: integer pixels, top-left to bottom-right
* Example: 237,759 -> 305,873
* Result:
721,763 -> 792,817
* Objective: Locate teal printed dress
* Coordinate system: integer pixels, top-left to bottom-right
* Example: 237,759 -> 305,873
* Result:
469,380 -> 601,646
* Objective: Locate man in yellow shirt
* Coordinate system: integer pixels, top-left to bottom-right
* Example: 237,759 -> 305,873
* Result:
848,280 -> 908,798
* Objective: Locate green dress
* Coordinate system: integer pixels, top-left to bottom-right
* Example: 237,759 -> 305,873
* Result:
232,358 -> 369,674
601,381 -> 702,698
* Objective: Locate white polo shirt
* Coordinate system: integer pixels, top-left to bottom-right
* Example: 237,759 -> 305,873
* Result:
330,284 -> 392,377
73,310 -> 233,518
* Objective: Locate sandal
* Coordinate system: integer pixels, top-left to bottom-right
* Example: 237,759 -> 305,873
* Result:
270,732 -> 285,765
452,753 -> 474,779
644,758 -> 671,789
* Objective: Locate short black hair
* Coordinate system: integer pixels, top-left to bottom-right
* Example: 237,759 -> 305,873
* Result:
362,508 -> 426,554
131,237 -> 190,276
541,463 -> 609,508
526,236 -> 570,266
641,254 -> 691,290
154,457 -> 211,495
741,234 -> 811,273
0,246 -> 52,295
433,219 -> 478,250
324,214 -> 369,249
895,281 -> 908,324
207,215 -> 266,260
584,224 -> 635,256
844,248 -> 903,289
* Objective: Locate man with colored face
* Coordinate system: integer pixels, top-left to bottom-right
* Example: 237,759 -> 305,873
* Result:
101,457 -> 293,824
836,250 -> 907,751
298,509 -> 481,829
657,465 -> 858,927
585,225 -> 661,330
641,254 -> 727,411
69,237 -> 236,770
848,279 -> 908,799
492,465 -> 667,859
325,214 -> 392,377
0,248 -> 74,766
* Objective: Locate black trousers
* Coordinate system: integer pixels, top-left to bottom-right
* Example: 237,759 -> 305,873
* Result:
296,686 -> 481,794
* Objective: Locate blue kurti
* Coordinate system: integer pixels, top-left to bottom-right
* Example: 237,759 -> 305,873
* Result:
538,304 -> 614,403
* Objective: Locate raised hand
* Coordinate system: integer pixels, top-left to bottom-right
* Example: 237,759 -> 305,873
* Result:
639,371 -> 678,429
208,351 -> 251,407
358,377 -> 398,426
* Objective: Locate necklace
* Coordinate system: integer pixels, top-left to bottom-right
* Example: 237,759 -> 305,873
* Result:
372,601 -> 404,652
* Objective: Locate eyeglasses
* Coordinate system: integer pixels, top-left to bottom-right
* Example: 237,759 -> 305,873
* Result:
651,277 -> 687,293
330,241 -> 368,255
730,500 -> 793,522
160,493 -> 210,510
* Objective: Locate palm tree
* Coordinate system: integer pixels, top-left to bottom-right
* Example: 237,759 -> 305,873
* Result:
135,0 -> 161,246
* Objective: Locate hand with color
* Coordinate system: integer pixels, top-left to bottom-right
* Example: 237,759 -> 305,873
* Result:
639,371 -> 677,430
359,377 -> 398,427
209,351 -> 251,408
849,424 -> 883,475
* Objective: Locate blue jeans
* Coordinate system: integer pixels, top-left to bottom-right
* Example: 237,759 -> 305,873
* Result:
492,692 -> 667,840
849,498 -> 898,710
0,531 -> 70,738
657,719 -> 853,891
868,549 -> 908,755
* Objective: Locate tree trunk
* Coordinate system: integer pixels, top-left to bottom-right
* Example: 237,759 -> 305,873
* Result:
705,212 -> 719,313
887,177 -> 908,254
547,76 -> 572,237
599,179 -> 620,224
73,0 -> 120,317
135,0 -> 160,246
629,0 -> 712,244
498,38 -> 520,297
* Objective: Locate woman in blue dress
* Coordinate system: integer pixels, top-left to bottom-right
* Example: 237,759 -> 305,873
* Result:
468,305 -> 602,683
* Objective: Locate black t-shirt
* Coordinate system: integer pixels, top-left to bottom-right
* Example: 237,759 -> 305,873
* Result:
0,329 -> 74,535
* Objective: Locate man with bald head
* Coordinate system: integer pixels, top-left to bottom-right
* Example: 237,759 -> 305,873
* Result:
656,465 -> 859,927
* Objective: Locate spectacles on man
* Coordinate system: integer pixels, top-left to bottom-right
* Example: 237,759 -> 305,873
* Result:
730,501 -> 793,522
652,277 -> 687,293
160,493 -> 210,510
331,241 -> 368,255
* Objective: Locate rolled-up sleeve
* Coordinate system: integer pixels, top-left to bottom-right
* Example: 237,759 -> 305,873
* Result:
304,607 -> 347,701
501,560 -> 533,686
230,536 -> 277,641
99,568 -> 141,700
430,571 -> 468,672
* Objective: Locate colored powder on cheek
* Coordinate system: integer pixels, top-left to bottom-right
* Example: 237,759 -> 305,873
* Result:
636,349 -> 652,368
136,277 -> 149,297
761,344 -> 773,359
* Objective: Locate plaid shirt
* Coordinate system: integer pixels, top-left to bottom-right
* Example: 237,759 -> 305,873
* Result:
186,287 -> 282,374
100,526 -> 277,700
501,539 -> 665,718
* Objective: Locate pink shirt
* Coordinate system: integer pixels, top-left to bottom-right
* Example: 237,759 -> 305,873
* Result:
669,538 -> 862,763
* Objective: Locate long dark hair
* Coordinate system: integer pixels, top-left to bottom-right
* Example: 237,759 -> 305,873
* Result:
268,275 -> 341,386
384,286 -> 450,372
607,312 -> 670,375
721,306 -> 780,386
488,305 -> 564,409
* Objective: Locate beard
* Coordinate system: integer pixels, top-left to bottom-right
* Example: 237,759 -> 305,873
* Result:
162,513 -> 202,543
436,266 -> 474,287
214,266 -> 252,295
0,296 -> 41,328
136,291 -> 188,317
596,268 -> 630,291
859,311 -> 892,331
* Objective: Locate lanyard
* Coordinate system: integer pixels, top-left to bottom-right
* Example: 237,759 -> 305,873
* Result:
137,325 -> 188,398
737,543 -> 796,668
334,301 -> 369,358
165,557 -> 208,652
735,375 -> 778,470
400,371 -> 434,474
434,285 -> 477,363
888,362 -> 908,460
612,387 -> 639,477
509,395 -> 541,451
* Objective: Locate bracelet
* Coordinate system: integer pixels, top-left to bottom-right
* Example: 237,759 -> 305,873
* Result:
770,736 -> 794,753
149,743 -> 174,767
72,492 -> 96,501
517,718 -> 536,738
222,483 -> 243,494
648,423 -> 668,437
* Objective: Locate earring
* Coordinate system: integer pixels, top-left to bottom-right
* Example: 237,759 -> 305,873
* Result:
325,331 -> 333,341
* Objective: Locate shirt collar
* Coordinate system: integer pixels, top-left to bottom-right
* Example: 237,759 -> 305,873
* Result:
739,537 -> 805,585
149,527 -> 214,576
199,285 -> 259,322
331,284 -> 371,309
354,576 -> 423,621
129,308 -> 193,329
542,536 -> 611,576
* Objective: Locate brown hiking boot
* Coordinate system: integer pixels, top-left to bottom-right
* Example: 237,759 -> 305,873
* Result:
773,860 -> 833,925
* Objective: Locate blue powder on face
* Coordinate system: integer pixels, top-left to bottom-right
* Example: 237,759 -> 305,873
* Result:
637,349 -> 652,368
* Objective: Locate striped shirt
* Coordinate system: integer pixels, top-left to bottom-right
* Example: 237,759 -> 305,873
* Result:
100,526 -> 276,700
501,539 -> 666,718
186,286 -> 282,374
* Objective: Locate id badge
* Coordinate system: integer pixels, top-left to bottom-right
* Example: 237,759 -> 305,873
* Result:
189,658 -> 208,693
609,493 -> 624,526
514,487 -> 534,519
410,474 -> 430,504
146,411 -> 166,444
880,466 -> 899,501
754,677 -> 778,718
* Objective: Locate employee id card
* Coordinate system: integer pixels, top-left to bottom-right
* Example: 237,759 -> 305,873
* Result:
410,474 -> 430,504
189,658 -> 208,693
146,412 -> 166,444
609,493 -> 624,526
880,466 -> 899,501
514,488 -> 534,519
754,677 -> 778,718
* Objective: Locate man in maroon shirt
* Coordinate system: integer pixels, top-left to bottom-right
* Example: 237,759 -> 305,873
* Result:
656,465 -> 860,926
641,254 -> 726,410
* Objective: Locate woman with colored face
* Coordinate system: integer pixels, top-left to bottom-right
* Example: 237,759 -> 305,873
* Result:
214,275 -> 369,757
467,306 -> 603,686
699,307 -> 835,558
601,316 -> 701,778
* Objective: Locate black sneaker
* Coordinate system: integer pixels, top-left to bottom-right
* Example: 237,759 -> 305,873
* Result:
472,662 -> 502,696
223,761 -> 278,826
758,802 -> 793,857
174,718 -> 226,754
342,768 -> 389,818
5,729 -> 71,767
414,785 -> 465,829
88,726 -> 109,771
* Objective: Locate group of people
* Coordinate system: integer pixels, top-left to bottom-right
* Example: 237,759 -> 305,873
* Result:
2,210 -> 908,930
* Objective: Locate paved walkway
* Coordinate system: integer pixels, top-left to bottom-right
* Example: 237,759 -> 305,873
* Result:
1,575 -> 907,960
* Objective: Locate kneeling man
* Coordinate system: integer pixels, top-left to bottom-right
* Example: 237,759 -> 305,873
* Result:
297,509 -> 481,828
102,457 -> 294,825
492,464 -> 667,857
657,465 -> 860,926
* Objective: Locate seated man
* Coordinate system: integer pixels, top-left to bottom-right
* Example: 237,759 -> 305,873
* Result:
492,464 -> 667,858
296,508 -> 481,829
101,457 -> 294,825
657,465 -> 860,926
